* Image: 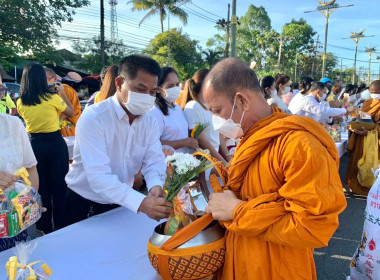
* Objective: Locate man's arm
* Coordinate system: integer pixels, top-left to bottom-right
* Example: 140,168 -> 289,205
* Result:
304,97 -> 347,118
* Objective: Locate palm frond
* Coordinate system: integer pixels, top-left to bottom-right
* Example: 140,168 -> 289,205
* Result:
139,8 -> 159,26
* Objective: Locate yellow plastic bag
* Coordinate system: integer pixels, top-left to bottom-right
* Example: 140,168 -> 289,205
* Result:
357,129 -> 380,188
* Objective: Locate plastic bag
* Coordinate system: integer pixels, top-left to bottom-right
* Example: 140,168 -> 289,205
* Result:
6,240 -> 52,280
0,165 -> 42,238
350,175 -> 380,280
164,186 -> 197,236
357,129 -> 380,188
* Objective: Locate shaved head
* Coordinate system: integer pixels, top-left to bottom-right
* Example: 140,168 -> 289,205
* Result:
203,58 -> 262,102
369,80 -> 380,92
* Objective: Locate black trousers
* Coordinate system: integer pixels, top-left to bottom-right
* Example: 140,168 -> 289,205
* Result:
30,131 -> 69,234
66,188 -> 120,225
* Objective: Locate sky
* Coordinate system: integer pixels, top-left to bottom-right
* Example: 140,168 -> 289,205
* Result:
56,0 -> 380,77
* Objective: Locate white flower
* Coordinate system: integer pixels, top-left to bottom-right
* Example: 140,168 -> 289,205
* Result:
165,152 -> 201,175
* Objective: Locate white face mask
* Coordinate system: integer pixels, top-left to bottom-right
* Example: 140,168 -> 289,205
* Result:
122,91 -> 156,115
164,86 -> 180,103
350,95 -> 356,101
282,87 -> 291,95
371,94 -> 380,101
319,93 -> 326,101
212,96 -> 245,140
271,89 -> 277,98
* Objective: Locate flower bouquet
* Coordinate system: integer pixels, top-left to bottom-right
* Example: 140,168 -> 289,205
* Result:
59,119 -> 73,130
190,123 -> 209,139
163,152 -> 214,235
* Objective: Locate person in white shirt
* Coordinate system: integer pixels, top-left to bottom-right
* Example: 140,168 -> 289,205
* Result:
150,67 -> 198,153
182,69 -> 230,165
289,82 -> 353,124
65,55 -> 172,224
266,74 -> 292,114
263,75 -> 292,114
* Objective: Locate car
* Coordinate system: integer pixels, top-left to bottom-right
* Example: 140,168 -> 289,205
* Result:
3,82 -> 20,98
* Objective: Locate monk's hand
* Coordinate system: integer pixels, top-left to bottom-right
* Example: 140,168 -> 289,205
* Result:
138,195 -> 172,221
353,127 -> 368,136
205,190 -> 242,221
148,185 -> 166,198
0,171 -> 17,190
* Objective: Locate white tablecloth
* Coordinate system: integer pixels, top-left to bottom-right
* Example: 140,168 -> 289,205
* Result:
64,136 -> 75,160
336,131 -> 349,158
0,208 -> 163,279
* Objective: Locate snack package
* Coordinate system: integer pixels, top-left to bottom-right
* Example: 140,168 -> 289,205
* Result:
6,240 -> 52,280
0,166 -> 42,238
164,186 -> 197,235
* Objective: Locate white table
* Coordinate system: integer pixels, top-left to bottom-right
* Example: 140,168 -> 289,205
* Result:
336,131 -> 349,158
64,136 -> 75,160
0,208 -> 163,279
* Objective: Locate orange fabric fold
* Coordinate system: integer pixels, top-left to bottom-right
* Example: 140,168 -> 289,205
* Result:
218,106 -> 347,280
60,84 -> 81,137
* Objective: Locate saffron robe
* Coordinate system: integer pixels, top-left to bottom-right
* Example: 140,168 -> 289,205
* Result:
345,98 -> 380,195
60,84 -> 81,137
218,107 -> 347,280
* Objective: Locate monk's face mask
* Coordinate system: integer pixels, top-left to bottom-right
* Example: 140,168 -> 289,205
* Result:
212,95 -> 245,140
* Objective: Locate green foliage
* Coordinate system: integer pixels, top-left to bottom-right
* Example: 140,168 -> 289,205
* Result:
128,0 -> 190,33
202,49 -> 223,68
144,28 -> 203,80
0,0 -> 89,54
235,5 -> 274,68
72,37 -> 134,74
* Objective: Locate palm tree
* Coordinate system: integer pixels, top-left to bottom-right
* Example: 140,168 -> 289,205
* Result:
202,49 -> 223,68
129,0 -> 190,33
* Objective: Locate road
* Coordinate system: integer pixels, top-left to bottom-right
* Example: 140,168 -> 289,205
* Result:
315,153 -> 367,280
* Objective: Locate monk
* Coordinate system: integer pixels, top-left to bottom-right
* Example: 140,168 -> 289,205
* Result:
203,58 -> 347,279
345,80 -> 380,195
45,68 -> 81,137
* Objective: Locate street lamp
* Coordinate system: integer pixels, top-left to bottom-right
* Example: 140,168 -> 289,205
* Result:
365,46 -> 376,85
342,30 -> 374,84
304,0 -> 353,78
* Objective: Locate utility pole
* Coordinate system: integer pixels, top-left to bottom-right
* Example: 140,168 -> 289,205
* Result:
109,0 -> 118,42
272,36 -> 293,72
168,12 -> 170,66
340,58 -> 343,80
225,4 -> 230,57
305,1 -> 353,78
377,56 -> 380,79
311,35 -> 320,78
230,0 -> 237,57
342,30 -> 374,84
100,0 -> 105,65
295,53 -> 298,82
365,46 -> 376,85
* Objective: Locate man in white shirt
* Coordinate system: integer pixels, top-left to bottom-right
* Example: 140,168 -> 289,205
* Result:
65,55 -> 172,224
289,82 -> 353,124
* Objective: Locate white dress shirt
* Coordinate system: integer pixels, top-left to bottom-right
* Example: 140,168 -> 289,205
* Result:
267,94 -> 292,114
289,93 -> 347,124
65,94 -> 166,213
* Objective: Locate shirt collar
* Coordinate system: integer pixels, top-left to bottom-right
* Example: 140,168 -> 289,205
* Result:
111,93 -> 128,121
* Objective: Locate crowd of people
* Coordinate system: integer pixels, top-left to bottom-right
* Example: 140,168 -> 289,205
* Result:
0,55 -> 380,279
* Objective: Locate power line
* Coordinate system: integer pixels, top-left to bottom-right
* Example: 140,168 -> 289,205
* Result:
187,2 -> 222,19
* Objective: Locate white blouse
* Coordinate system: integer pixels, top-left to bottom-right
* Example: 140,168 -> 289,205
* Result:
0,114 -> 37,173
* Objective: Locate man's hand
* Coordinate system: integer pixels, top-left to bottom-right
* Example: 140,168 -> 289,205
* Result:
148,185 -> 165,198
138,195 -> 172,221
353,127 -> 368,136
205,190 -> 242,221
0,171 -> 17,190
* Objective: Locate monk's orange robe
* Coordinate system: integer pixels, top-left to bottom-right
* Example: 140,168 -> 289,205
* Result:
345,98 -> 380,195
60,84 -> 81,137
218,107 -> 347,280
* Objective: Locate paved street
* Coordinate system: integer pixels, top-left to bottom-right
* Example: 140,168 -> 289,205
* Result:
315,153 -> 367,280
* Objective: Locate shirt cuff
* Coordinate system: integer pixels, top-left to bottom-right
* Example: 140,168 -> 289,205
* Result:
120,190 -> 146,214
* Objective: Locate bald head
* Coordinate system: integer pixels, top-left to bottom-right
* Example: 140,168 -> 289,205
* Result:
203,58 -> 262,102
369,80 -> 380,92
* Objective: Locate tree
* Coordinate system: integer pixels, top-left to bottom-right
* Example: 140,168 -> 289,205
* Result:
128,0 -> 190,33
280,19 -> 316,76
202,49 -> 223,68
144,28 -> 203,80
235,5 -> 275,69
72,37 -> 134,74
0,0 -> 89,55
